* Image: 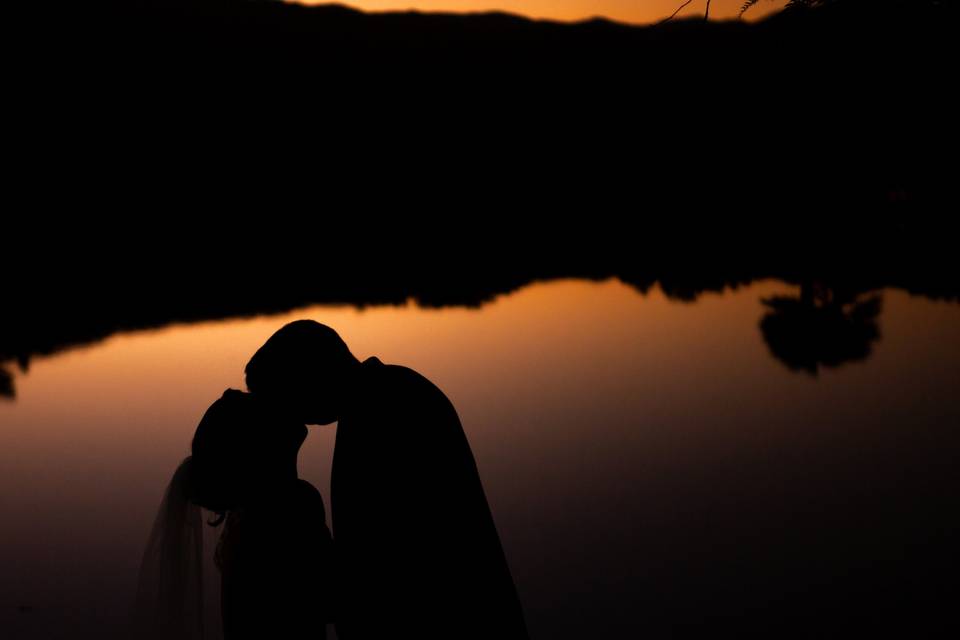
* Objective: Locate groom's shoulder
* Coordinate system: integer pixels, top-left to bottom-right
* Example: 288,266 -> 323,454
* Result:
382,363 -> 438,392
375,362 -> 453,407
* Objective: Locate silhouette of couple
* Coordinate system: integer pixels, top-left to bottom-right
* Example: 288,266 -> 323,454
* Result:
136,320 -> 527,640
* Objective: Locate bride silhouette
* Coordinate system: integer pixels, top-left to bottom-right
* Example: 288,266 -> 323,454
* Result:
135,389 -> 333,640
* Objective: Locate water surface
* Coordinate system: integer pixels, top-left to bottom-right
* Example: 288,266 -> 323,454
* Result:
1,278 -> 958,638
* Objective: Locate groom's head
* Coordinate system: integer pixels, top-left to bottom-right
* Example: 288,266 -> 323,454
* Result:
245,320 -> 359,425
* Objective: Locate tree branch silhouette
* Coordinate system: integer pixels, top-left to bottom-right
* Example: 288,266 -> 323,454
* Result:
659,0 -> 697,23
661,0 -> 713,24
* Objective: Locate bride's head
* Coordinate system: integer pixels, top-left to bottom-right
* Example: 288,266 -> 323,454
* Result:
136,390 -> 307,632
186,389 -> 307,516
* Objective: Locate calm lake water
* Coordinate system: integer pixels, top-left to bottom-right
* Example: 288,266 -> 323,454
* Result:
1,278 -> 958,638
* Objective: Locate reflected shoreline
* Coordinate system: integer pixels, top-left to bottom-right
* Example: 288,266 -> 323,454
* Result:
3,224 -> 958,398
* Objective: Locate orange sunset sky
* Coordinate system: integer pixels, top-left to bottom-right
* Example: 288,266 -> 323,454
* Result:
295,0 -> 787,25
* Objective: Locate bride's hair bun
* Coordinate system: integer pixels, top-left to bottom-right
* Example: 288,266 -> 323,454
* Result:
187,389 -> 260,514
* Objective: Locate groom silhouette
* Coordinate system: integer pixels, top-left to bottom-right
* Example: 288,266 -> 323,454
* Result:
245,320 -> 528,639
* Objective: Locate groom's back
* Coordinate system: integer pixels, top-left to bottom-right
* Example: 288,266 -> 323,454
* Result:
332,357 -> 527,639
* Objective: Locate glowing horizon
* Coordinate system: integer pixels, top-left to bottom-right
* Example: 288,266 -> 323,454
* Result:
290,0 -> 787,26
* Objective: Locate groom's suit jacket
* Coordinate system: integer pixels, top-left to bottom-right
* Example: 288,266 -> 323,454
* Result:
331,356 -> 527,639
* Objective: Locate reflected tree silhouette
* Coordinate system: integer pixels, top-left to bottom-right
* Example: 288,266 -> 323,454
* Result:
760,282 -> 882,375
0,365 -> 13,399
2,219 -> 955,399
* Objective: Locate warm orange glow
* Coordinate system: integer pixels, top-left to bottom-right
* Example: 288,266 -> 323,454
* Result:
8,276 -> 957,524
0,278 -> 784,530
292,0 -> 787,25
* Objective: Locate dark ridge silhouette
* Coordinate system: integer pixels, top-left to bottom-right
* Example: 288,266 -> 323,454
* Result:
2,220 -> 957,397
5,0 -> 956,210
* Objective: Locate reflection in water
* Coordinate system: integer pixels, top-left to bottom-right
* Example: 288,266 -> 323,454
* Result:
1,271 -> 954,398
0,365 -> 13,398
4,218 -> 958,401
760,282 -> 883,374
1,279 -> 959,639
0,355 -> 28,399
